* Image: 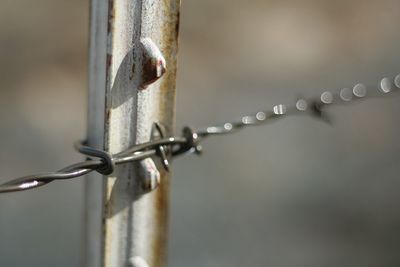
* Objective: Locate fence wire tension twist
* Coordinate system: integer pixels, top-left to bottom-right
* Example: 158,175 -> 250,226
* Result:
0,75 -> 399,193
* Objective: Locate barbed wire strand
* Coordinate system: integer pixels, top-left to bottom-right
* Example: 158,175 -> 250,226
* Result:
0,75 -> 399,193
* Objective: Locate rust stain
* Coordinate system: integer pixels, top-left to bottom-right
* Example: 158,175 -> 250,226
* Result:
152,168 -> 170,267
141,57 -> 166,89
151,2 -> 180,256
107,0 -> 115,34
106,53 -> 112,69
151,9 -> 180,264
129,61 -> 136,80
105,108 -> 111,124
139,38 -> 167,89
157,1 -> 180,94
175,9 -> 180,41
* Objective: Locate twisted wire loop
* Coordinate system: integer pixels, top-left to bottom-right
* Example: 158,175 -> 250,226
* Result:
0,75 -> 399,193
0,131 -> 194,193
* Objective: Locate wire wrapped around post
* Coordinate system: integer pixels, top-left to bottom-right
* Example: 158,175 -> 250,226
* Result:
0,74 -> 399,194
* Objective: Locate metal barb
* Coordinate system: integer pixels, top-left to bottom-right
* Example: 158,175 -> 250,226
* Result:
0,75 -> 399,193
0,127 -> 194,193
196,76 -> 400,138
151,122 -> 171,171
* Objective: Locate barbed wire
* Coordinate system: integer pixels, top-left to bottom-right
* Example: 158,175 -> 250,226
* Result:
0,75 -> 399,193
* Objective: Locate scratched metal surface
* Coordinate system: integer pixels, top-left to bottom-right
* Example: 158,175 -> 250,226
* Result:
0,1 -> 400,267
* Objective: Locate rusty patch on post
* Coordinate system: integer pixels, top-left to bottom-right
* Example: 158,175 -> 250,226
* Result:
106,54 -> 112,68
137,38 -> 167,89
141,56 -> 166,88
150,7 -> 181,263
174,9 -> 180,40
107,0 -> 115,34
152,168 -> 169,267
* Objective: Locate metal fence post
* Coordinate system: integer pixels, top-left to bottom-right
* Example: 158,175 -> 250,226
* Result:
84,0 -> 181,266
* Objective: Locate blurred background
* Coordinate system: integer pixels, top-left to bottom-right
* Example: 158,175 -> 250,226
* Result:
1,0 -> 400,266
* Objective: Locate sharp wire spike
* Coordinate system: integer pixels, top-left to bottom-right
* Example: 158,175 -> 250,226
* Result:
152,122 -> 171,171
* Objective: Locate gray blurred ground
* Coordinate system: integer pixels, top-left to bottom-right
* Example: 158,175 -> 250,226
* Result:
1,0 -> 400,266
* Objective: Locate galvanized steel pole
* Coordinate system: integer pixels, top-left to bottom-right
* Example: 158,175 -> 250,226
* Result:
84,0 -> 180,266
